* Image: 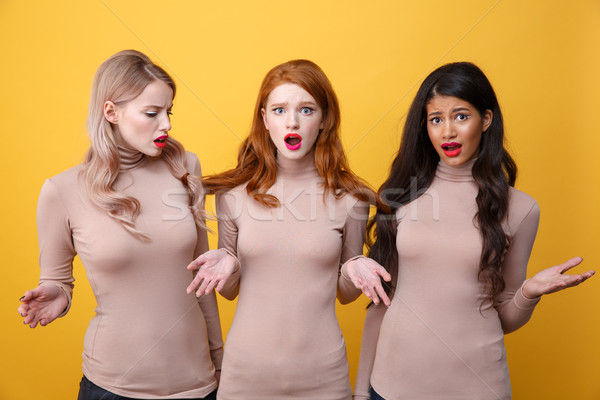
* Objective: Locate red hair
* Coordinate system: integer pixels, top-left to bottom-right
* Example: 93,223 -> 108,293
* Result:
203,59 -> 375,205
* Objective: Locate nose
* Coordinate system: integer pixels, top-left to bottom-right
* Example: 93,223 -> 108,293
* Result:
286,111 -> 299,130
160,112 -> 171,132
441,121 -> 456,140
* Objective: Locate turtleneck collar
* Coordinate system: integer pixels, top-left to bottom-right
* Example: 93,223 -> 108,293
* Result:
118,145 -> 146,171
276,150 -> 319,180
435,158 -> 476,182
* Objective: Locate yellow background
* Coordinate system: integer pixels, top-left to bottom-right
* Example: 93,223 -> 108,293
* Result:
2,1 -> 599,399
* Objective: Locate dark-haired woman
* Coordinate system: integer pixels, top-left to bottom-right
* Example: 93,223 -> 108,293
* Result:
345,62 -> 594,399
186,60 -> 377,399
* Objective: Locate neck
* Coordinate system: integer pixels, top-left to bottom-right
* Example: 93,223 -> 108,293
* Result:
117,145 -> 145,171
276,151 -> 318,179
435,158 -> 476,182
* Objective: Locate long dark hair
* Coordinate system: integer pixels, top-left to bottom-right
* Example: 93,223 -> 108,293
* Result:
368,62 -> 517,302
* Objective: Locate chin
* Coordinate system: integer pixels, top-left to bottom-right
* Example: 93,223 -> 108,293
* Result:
144,149 -> 163,157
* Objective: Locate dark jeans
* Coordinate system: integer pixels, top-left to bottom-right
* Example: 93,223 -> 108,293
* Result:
370,386 -> 386,400
77,375 -> 217,400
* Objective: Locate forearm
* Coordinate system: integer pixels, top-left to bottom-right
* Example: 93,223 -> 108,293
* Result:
354,303 -> 387,398
198,291 -> 224,370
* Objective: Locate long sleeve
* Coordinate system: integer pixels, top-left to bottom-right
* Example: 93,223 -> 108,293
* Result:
337,199 -> 369,304
37,179 -> 76,316
215,191 -> 241,300
190,154 -> 210,260
198,292 -> 224,370
494,201 -> 541,334
190,154 -> 224,370
353,303 -> 387,399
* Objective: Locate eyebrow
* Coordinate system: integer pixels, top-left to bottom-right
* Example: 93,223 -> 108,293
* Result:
427,107 -> 471,117
144,104 -> 173,109
269,101 -> 318,108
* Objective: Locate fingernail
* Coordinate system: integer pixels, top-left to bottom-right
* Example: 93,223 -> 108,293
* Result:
19,296 -> 25,301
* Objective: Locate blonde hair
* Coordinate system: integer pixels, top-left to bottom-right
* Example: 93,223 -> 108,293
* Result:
82,49 -> 207,239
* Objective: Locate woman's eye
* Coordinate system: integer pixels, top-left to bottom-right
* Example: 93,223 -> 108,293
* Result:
430,117 -> 441,124
456,113 -> 469,121
273,107 -> 284,114
300,107 -> 313,115
145,112 -> 157,118
167,110 -> 173,116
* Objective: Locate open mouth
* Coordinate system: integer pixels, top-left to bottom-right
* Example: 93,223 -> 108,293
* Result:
441,142 -> 462,157
154,135 -> 168,149
284,134 -> 302,150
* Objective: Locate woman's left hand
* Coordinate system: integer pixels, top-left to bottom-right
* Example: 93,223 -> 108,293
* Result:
522,257 -> 595,299
345,257 -> 392,306
186,249 -> 237,296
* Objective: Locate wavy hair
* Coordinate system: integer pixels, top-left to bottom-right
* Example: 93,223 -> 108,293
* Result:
368,62 -> 516,302
203,59 -> 375,205
82,49 -> 207,240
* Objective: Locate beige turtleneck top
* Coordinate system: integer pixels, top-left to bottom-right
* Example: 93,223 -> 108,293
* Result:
214,152 -> 367,400
350,159 -> 540,400
37,147 -> 223,398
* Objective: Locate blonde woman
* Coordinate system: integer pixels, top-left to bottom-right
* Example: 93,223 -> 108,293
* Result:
18,50 -> 222,400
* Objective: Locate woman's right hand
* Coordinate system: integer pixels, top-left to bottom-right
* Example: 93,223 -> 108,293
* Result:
18,284 -> 68,328
186,249 -> 237,296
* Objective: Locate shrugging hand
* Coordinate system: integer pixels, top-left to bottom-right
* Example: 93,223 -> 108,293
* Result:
18,285 -> 68,328
186,249 -> 237,296
522,257 -> 595,299
345,257 -> 392,306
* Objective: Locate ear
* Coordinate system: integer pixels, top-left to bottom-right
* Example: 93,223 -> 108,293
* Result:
482,110 -> 493,132
261,107 -> 269,130
104,101 -> 118,124
319,116 -> 325,131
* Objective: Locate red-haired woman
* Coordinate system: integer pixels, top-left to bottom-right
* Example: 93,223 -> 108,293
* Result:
187,60 -> 380,399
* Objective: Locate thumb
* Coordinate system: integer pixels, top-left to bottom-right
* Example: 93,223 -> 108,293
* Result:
558,257 -> 583,274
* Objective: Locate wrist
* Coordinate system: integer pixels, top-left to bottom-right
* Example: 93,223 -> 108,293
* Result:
521,279 -> 540,299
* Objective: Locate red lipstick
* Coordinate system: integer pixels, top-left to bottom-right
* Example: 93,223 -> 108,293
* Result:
442,142 -> 462,157
284,133 -> 302,150
154,135 -> 168,149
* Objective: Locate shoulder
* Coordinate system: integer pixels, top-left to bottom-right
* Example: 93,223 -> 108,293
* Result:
184,151 -> 202,174
215,183 -> 248,205
39,164 -> 85,210
344,193 -> 370,214
508,187 -> 538,213
326,191 -> 370,222
45,164 -> 85,191
507,186 -> 540,230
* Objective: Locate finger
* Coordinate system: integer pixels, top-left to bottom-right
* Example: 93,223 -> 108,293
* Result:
374,285 -> 391,307
29,314 -> 41,328
187,255 -> 208,271
215,280 -> 225,293
20,290 -> 35,302
186,275 -> 204,294
557,257 -> 584,274
196,279 -> 211,297
583,270 -> 596,279
376,267 -> 392,282
565,272 -> 595,287
203,279 -> 217,295
362,286 -> 376,304
17,303 -> 29,316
